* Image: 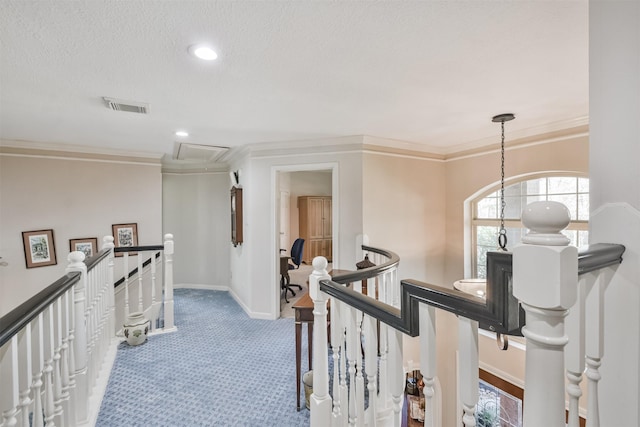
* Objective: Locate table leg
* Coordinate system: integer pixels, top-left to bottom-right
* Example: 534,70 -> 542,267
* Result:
308,322 -> 313,370
296,321 -> 302,411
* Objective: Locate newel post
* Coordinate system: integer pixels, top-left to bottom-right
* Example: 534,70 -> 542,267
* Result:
102,236 -> 115,337
309,256 -> 332,426
163,233 -> 176,331
513,201 -> 578,427
66,251 -> 89,423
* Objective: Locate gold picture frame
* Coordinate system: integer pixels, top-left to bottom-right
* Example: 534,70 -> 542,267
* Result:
22,229 -> 57,268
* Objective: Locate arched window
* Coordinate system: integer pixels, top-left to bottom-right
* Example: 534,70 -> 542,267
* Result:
472,175 -> 589,278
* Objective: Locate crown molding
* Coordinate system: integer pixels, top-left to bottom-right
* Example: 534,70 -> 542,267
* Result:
0,139 -> 163,164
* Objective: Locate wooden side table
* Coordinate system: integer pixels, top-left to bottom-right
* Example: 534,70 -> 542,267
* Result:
292,293 -> 314,411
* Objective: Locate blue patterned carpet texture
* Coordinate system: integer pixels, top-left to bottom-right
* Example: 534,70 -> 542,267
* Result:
97,289 -> 311,426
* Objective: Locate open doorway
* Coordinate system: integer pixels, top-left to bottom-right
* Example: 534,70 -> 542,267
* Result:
276,167 -> 335,318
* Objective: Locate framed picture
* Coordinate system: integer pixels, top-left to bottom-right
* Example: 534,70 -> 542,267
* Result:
112,223 -> 138,256
69,237 -> 98,258
230,186 -> 243,247
22,229 -> 57,268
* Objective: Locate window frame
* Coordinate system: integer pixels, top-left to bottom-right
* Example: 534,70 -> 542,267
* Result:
469,173 -> 589,278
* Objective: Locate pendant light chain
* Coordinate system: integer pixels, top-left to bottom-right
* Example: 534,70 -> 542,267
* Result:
498,119 -> 507,251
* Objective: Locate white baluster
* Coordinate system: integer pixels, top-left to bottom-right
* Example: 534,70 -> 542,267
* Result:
31,313 -> 45,427
66,288 -> 78,426
355,311 -> 365,427
103,236 -> 116,337
566,273 -> 590,427
1,335 -> 20,427
43,306 -> 57,427
150,250 -> 158,331
513,201 -> 577,427
123,252 -> 130,321
137,252 -> 144,313
310,256 -> 332,427
346,305 -> 357,426
364,314 -> 378,427
585,267 -> 612,427
459,317 -> 479,427
330,298 -> 345,425
419,303 -> 437,427
17,327 -> 32,427
163,234 -> 176,331
59,292 -> 71,425
387,327 -> 404,427
66,251 -> 88,423
52,297 -> 64,419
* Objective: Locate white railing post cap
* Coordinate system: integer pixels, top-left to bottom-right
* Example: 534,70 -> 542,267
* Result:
102,235 -> 115,249
67,250 -> 86,264
514,201 -> 577,309
521,201 -> 571,246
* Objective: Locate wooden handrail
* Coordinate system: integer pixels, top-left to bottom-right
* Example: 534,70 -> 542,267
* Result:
0,272 -> 81,347
320,243 -> 625,338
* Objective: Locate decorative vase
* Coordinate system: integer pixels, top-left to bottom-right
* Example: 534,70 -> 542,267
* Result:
123,312 -> 149,346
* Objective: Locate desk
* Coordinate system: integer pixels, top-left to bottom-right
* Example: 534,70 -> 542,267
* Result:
292,269 -> 349,411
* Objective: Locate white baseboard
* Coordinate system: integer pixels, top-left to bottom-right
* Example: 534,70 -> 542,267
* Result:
79,337 -> 120,427
174,283 -> 229,291
227,288 -> 274,320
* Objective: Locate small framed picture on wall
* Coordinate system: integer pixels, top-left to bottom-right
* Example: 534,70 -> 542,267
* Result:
69,237 -> 98,259
112,223 -> 138,256
22,229 -> 57,268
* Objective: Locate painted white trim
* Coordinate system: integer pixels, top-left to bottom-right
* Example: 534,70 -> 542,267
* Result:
78,337 -> 120,427
271,162 -> 339,320
228,288 -> 275,320
174,283 -> 229,291
0,151 -> 161,166
0,138 -> 164,160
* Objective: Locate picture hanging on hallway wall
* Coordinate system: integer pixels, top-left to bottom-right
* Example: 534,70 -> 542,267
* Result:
69,237 -> 98,259
22,229 -> 57,268
112,223 -> 138,256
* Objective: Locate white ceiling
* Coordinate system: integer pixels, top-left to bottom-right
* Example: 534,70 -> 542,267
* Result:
0,1 -> 588,162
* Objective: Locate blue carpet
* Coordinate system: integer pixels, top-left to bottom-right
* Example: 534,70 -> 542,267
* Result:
96,289 -> 311,426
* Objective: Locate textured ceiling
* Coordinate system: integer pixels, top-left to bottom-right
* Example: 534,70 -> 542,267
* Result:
0,1 -> 588,161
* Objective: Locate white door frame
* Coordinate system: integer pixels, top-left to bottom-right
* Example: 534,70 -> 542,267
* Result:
271,162 -> 339,316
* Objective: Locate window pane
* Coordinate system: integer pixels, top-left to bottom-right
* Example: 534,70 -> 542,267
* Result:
562,230 -> 577,246
548,194 -> 577,220
504,196 -> 522,219
548,177 -> 577,194
526,195 -> 545,206
477,198 -> 498,219
578,230 -> 590,248
504,183 -> 523,198
578,177 -> 589,193
477,226 -> 499,246
525,178 -> 546,195
578,194 -> 589,220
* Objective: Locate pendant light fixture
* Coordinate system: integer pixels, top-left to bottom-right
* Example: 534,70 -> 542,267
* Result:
453,113 -> 515,350
492,113 -> 515,251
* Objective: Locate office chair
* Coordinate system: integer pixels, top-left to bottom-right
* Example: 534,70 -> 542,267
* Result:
280,238 -> 304,302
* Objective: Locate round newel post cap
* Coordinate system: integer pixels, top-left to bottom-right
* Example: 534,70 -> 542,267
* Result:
68,251 -> 86,263
312,256 -> 328,272
521,201 -> 571,246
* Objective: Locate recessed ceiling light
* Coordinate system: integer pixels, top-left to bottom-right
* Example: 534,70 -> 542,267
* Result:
188,44 -> 218,61
175,131 -> 189,137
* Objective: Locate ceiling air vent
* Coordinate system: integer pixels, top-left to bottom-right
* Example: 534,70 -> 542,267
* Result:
103,97 -> 149,114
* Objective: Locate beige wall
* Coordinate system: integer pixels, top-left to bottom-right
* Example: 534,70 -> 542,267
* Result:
0,152 -> 163,316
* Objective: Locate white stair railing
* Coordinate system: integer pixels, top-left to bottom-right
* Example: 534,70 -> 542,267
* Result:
112,233 -> 176,335
0,232 -> 177,427
0,248 -> 115,427
309,203 -> 624,427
